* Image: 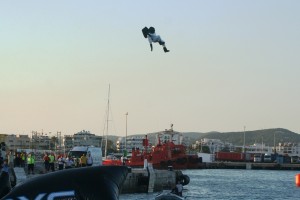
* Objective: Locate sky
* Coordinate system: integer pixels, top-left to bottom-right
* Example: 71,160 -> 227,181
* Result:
1,1 -> 300,137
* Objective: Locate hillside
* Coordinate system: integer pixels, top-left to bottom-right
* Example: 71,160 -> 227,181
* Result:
183,128 -> 300,146
109,128 -> 300,147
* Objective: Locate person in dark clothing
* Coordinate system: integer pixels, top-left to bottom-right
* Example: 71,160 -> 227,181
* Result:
0,159 -> 11,198
43,153 -> 50,172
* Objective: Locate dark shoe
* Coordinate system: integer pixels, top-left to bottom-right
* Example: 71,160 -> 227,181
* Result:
163,47 -> 170,53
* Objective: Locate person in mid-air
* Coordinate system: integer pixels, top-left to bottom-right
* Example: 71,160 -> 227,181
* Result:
142,26 -> 170,53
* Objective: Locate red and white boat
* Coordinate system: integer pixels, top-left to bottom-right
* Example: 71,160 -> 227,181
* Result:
127,125 -> 200,169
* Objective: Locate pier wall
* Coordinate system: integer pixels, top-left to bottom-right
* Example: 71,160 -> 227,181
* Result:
121,168 -> 177,194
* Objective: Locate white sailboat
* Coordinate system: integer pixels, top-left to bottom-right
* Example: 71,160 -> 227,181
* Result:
101,85 -> 122,165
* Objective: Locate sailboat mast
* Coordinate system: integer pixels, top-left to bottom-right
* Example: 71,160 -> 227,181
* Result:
104,84 -> 110,158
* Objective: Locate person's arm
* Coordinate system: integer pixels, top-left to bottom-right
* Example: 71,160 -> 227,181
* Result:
148,36 -> 153,51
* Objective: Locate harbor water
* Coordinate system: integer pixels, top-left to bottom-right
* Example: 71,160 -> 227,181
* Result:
120,169 -> 300,199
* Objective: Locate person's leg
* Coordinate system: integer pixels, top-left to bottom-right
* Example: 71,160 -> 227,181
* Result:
156,38 -> 170,53
163,46 -> 170,52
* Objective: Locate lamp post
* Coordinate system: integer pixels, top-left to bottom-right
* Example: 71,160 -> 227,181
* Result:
261,136 -> 263,153
48,132 -> 52,150
273,133 -> 276,153
125,112 -> 128,152
243,126 -> 246,153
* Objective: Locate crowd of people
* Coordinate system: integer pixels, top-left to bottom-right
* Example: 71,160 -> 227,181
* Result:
0,150 -> 95,176
42,151 -> 94,173
0,150 -> 96,199
0,150 -> 91,198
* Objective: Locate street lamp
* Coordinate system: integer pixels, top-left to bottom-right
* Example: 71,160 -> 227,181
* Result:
48,132 -> 52,150
125,112 -> 128,151
243,126 -> 246,153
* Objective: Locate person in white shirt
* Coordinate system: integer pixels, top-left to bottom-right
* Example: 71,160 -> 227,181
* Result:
64,156 -> 74,169
57,156 -> 65,170
142,26 -> 170,53
175,181 -> 183,197
86,152 -> 93,167
7,151 -> 14,168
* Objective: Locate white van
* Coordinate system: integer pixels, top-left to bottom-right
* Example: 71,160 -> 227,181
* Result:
68,146 -> 102,166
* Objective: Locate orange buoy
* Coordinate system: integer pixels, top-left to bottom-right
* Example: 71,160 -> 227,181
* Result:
295,174 -> 300,187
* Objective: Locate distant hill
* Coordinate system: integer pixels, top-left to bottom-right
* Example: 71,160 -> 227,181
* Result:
107,128 -> 300,147
182,128 -> 300,146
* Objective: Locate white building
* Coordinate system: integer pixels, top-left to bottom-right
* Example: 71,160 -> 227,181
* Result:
117,136 -> 146,153
195,138 -> 235,153
63,135 -> 74,151
245,143 -> 273,154
275,142 -> 300,156
72,130 -> 102,147
4,134 -> 31,151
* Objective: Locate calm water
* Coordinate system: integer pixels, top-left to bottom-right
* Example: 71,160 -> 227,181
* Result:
120,169 -> 300,200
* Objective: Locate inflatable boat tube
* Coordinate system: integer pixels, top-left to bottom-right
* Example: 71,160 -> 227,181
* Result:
1,166 -> 129,200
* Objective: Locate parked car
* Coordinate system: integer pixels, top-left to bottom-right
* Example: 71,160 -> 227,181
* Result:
264,153 -> 272,162
291,156 -> 300,164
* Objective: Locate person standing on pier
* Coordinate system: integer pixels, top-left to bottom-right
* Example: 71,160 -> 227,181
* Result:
80,154 -> 87,167
7,151 -> 14,168
43,153 -> 50,172
49,153 -> 55,172
0,159 -> 11,198
86,152 -> 93,167
27,153 -> 35,175
15,153 -> 21,167
64,156 -> 74,169
57,155 -> 65,170
21,152 -> 26,167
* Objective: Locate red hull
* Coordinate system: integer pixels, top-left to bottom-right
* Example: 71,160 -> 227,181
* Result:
103,159 -> 122,166
127,155 -> 199,169
102,155 -> 123,166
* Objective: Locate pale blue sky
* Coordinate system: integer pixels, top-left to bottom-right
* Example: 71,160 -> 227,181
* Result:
1,1 -> 300,136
